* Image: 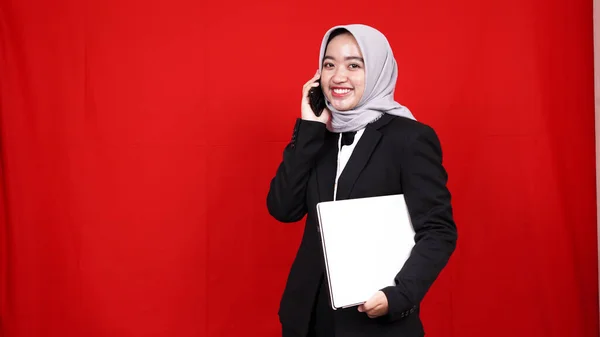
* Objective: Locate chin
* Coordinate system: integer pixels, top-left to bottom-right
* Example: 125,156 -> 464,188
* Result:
331,102 -> 357,111
333,105 -> 349,111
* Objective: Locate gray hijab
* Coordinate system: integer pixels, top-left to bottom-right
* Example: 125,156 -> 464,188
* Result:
318,24 -> 416,133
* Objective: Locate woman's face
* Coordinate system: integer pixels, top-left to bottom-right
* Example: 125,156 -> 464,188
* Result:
321,33 -> 365,111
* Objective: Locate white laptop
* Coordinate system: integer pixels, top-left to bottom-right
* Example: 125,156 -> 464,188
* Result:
316,194 -> 416,310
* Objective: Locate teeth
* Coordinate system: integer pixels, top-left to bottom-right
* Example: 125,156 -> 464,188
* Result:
333,88 -> 351,94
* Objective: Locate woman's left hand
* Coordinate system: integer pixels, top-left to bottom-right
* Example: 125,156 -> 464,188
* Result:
357,291 -> 389,318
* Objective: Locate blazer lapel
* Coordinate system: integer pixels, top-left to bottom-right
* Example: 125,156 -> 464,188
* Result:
316,114 -> 395,202
335,127 -> 381,200
316,131 -> 338,202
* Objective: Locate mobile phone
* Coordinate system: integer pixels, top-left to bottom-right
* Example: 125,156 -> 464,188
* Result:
308,82 -> 326,117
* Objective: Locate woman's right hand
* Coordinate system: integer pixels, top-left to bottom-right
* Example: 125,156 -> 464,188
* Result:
301,70 -> 330,124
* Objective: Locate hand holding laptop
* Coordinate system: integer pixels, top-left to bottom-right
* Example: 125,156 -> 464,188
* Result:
358,291 -> 389,318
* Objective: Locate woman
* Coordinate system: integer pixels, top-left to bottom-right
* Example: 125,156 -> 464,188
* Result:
267,24 -> 457,337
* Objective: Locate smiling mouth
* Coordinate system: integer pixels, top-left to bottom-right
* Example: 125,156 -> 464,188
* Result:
331,88 -> 353,97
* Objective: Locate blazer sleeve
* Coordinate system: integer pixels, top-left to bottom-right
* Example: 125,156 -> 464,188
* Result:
380,125 -> 458,321
266,118 -> 327,223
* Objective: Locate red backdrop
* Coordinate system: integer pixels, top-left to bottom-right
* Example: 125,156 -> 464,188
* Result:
0,0 -> 597,336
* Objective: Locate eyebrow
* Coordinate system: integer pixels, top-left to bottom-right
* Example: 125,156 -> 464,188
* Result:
323,55 -> 365,63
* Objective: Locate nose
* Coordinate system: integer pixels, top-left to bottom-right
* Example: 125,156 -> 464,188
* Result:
331,67 -> 349,83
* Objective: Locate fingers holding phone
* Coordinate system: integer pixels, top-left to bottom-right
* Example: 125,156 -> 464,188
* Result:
301,70 -> 330,124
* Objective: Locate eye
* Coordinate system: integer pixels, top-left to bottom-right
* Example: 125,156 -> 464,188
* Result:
323,62 -> 334,68
349,63 -> 362,69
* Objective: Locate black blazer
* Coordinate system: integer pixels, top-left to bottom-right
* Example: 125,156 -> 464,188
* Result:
267,114 -> 457,337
